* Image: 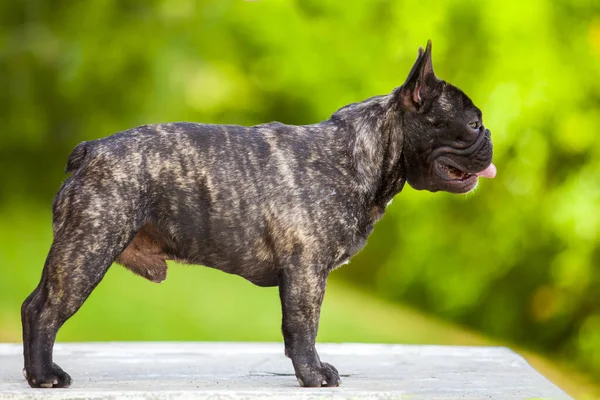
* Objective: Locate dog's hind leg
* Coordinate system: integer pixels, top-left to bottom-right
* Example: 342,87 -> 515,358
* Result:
21,181 -> 141,388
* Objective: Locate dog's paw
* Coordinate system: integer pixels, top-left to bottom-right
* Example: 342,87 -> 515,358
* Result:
296,361 -> 341,387
25,362 -> 72,388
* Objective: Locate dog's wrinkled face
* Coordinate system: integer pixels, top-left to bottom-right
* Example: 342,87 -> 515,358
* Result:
398,41 -> 496,193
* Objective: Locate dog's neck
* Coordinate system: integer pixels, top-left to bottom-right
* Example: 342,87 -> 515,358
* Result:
329,94 -> 406,207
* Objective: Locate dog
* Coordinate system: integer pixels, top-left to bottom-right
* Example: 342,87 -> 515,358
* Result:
21,40 -> 495,388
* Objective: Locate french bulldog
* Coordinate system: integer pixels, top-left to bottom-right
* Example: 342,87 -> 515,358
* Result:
21,40 -> 495,388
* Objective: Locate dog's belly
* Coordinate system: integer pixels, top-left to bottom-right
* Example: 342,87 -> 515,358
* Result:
186,255 -> 280,287
177,233 -> 281,287
117,214 -> 371,288
116,219 -> 282,287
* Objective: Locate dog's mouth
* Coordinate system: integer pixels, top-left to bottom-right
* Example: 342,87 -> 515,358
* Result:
407,131 -> 495,194
434,158 -> 496,190
438,162 -> 473,181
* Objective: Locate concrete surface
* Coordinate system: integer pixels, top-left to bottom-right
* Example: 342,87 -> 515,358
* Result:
0,342 -> 571,399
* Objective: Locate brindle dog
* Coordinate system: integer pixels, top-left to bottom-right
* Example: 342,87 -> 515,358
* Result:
21,41 -> 495,388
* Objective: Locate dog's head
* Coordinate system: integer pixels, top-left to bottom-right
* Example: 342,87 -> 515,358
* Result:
397,41 -> 495,193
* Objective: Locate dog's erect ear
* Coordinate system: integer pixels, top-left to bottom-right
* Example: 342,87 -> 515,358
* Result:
398,40 -> 441,112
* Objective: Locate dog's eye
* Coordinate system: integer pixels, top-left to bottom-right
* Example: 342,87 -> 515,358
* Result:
468,121 -> 480,130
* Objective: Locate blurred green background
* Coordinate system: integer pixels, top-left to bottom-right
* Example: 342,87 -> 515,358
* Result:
1,0 -> 600,397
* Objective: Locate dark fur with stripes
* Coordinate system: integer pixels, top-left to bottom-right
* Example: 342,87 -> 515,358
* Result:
22,41 -> 493,388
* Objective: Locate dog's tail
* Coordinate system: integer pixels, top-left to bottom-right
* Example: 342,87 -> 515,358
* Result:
65,141 -> 90,174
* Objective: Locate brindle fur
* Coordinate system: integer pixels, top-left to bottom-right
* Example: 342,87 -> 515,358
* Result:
21,41 -> 493,388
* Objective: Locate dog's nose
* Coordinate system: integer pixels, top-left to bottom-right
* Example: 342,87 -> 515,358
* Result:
485,129 -> 491,138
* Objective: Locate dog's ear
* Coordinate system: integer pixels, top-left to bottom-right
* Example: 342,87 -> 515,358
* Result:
398,40 -> 441,112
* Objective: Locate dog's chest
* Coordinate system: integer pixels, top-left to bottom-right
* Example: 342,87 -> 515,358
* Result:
326,210 -> 379,271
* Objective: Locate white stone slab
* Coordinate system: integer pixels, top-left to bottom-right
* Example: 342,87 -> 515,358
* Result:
0,342 -> 571,399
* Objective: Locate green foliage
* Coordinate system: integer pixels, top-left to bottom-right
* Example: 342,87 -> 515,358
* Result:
1,0 -> 600,383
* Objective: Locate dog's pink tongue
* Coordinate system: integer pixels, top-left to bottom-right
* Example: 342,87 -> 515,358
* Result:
475,163 -> 497,179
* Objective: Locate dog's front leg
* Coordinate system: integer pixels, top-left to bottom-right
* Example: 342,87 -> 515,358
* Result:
279,264 -> 340,387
